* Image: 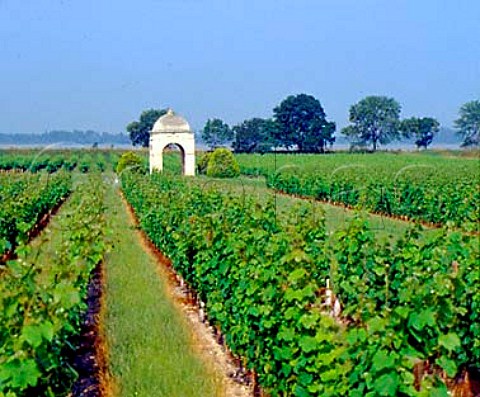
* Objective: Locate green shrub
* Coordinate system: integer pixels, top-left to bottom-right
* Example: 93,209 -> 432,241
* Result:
197,152 -> 211,175
79,159 -> 90,173
206,148 -> 240,178
116,151 -> 145,174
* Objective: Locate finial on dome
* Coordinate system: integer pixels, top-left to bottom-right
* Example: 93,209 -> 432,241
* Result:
166,108 -> 174,115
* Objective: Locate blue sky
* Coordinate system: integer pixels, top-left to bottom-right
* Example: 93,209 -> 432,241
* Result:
0,0 -> 478,134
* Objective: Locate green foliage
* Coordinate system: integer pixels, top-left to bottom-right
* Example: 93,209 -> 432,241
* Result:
0,149 -> 120,173
206,148 -> 240,178
273,93 -> 335,152
454,100 -> 480,147
116,151 -> 146,174
196,151 -> 211,175
232,118 -> 276,153
127,108 -> 167,147
0,172 -> 71,257
121,172 -> 479,396
331,221 -> 479,395
236,153 -> 480,229
400,117 -> 440,149
0,153 -> 69,173
161,148 -> 183,175
342,96 -> 401,151
201,118 -> 233,148
0,174 -> 108,396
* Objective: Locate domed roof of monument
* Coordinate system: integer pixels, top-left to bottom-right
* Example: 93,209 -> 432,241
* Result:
151,108 -> 192,134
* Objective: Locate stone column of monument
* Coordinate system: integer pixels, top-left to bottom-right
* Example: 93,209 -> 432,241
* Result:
149,109 -> 196,176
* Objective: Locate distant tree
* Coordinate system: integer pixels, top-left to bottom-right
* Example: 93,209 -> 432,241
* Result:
0,130 -> 129,145
201,118 -> 233,148
342,96 -> 401,152
273,94 -> 335,152
232,118 -> 276,153
400,117 -> 440,149
127,108 -> 167,147
454,100 -> 480,147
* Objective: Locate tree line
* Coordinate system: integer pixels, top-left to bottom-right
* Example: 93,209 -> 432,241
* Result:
127,96 -> 479,152
0,130 -> 130,146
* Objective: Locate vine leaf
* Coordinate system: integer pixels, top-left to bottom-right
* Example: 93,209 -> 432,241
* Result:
438,332 -> 461,351
373,372 -> 398,396
437,355 -> 457,377
0,359 -> 41,389
371,349 -> 395,372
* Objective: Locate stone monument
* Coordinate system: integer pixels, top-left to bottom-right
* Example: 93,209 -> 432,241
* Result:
149,109 -> 195,176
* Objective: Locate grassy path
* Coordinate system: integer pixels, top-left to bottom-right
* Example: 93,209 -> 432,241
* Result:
103,180 -> 222,397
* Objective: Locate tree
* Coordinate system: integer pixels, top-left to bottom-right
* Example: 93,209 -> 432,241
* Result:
201,118 -> 233,148
400,117 -> 440,149
273,94 -> 335,152
454,100 -> 480,147
127,108 -> 167,147
342,96 -> 401,152
232,118 -> 276,153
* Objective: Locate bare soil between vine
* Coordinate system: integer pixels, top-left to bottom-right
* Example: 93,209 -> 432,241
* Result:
70,261 -> 110,397
121,192 -> 256,397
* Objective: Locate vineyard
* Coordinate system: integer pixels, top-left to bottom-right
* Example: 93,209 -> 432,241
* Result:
0,149 -> 479,396
0,171 -> 71,259
121,171 -> 479,397
0,173 -> 108,395
236,153 -> 480,229
0,149 -> 120,173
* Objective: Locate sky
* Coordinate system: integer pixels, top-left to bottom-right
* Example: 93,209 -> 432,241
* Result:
0,0 -> 479,134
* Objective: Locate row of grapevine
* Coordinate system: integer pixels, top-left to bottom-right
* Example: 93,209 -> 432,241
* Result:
0,153 -> 76,173
122,172 -> 479,397
0,172 -> 71,258
236,153 -> 480,229
0,150 -> 121,173
0,174 -> 108,396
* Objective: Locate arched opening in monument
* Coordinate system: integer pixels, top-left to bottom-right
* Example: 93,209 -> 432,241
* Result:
162,143 -> 185,175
